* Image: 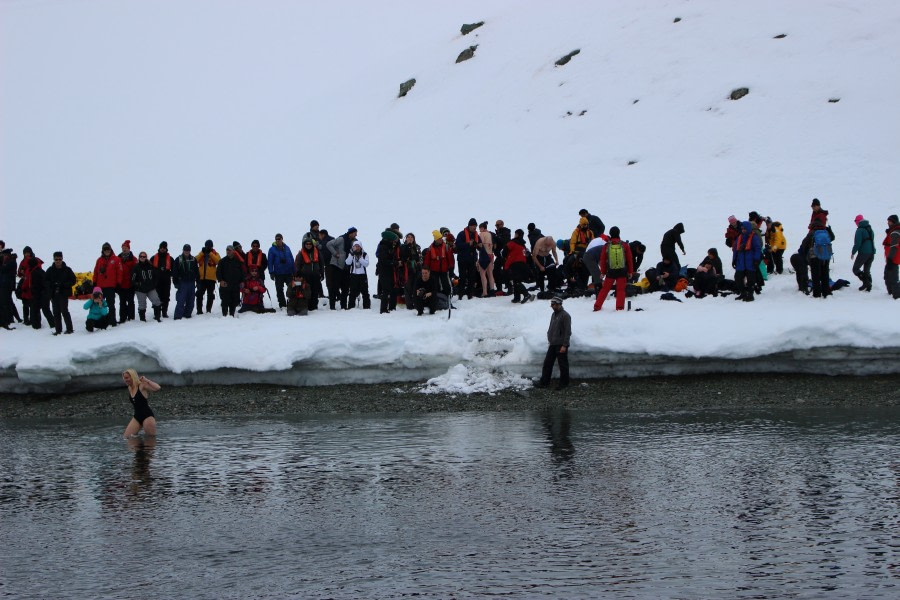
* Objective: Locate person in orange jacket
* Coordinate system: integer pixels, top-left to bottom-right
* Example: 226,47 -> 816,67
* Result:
195,239 -> 220,315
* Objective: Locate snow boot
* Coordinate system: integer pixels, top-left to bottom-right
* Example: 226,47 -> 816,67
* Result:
153,306 -> 161,322
162,302 -> 169,318
139,310 -> 146,322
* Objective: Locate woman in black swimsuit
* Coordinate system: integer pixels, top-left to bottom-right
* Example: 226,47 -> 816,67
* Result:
122,368 -> 161,438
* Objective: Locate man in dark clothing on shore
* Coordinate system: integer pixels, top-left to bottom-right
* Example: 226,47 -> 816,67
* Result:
45,251 -> 75,335
536,296 -> 571,390
216,245 -> 246,316
884,214 -> 900,298
455,218 -> 481,300
151,242 -> 174,317
660,223 -> 686,276
527,223 -> 544,251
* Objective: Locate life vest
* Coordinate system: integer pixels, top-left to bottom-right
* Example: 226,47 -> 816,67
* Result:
151,253 -> 172,271
300,248 -> 319,265
246,250 -> 265,270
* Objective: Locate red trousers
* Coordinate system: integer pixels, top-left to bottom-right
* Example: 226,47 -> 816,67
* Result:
593,276 -> 626,311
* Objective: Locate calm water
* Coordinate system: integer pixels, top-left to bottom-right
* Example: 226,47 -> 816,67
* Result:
1,407 -> 898,599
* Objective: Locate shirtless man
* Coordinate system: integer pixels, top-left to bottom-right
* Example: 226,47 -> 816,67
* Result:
532,235 -> 561,292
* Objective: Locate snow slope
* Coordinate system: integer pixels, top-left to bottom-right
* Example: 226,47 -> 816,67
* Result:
1,0 -> 899,393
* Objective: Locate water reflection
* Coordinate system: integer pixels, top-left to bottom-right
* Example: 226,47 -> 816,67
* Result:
0,408 -> 899,599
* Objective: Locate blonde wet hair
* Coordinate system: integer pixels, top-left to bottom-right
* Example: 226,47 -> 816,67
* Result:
123,368 -> 140,391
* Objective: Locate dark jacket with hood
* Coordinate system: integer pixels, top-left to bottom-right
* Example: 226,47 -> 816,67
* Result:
661,223 -> 686,254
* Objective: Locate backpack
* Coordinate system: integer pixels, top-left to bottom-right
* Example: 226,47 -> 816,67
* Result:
607,242 -> 625,270
813,229 -> 833,261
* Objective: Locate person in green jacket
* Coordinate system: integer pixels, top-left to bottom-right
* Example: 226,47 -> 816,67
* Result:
851,214 -> 876,292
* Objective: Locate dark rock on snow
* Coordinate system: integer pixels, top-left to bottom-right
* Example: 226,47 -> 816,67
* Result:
461,22 -> 484,36
555,49 -> 581,66
456,45 -> 478,63
730,87 -> 749,100
398,78 -> 416,98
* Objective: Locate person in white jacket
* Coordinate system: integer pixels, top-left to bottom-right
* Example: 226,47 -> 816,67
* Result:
345,241 -> 371,309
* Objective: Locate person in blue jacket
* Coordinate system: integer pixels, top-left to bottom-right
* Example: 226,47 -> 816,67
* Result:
172,244 -> 200,320
84,286 -> 111,331
267,233 -> 294,309
732,221 -> 762,302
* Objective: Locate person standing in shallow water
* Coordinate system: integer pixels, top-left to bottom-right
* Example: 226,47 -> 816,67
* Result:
536,296 -> 571,390
122,368 -> 161,438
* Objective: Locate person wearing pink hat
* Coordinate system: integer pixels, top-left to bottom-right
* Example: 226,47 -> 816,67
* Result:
83,286 -> 110,331
851,215 -> 876,292
724,216 -> 740,248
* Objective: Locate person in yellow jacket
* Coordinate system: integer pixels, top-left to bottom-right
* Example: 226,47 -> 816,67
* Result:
195,239 -> 220,314
569,217 -> 595,255
766,220 -> 787,274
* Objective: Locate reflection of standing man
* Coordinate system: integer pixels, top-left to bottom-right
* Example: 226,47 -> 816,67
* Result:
537,296 -> 571,389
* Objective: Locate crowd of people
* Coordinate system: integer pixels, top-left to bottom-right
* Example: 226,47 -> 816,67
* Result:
0,204 -> 898,334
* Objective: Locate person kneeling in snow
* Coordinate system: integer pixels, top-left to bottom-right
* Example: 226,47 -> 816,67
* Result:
691,248 -> 723,298
414,266 -> 442,315
84,286 -> 110,331
238,268 -> 274,314
287,275 -> 310,316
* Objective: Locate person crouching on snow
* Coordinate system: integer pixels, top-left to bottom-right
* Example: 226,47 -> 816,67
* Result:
84,287 -> 110,331
287,275 -> 310,316
239,268 -> 274,314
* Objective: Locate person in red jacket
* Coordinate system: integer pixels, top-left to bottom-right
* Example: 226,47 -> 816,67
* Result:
504,229 -> 534,304
593,226 -> 634,311
18,247 -> 54,329
423,231 -> 455,298
93,242 -> 122,326
118,240 -> 138,323
884,214 -> 900,298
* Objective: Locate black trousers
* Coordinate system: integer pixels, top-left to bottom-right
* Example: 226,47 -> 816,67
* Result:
51,293 -> 73,333
117,288 -> 135,321
101,286 -> 117,324
378,270 -> 396,313
541,345 -> 569,386
220,286 -> 241,316
772,249 -> 785,274
790,253 -> 809,292
457,260 -> 478,299
30,295 -> 54,329
197,280 -> 216,312
348,274 -> 370,309
810,258 -> 831,297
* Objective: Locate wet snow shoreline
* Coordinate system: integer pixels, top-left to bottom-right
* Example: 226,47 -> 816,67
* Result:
2,374 -> 898,420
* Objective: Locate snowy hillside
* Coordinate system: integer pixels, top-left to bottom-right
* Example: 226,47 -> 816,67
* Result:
1,0 -> 899,393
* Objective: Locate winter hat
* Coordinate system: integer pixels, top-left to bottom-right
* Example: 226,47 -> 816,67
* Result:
183,243 -> 192,251
527,223 -> 536,231
748,211 -> 759,221
609,226 -> 620,238
889,214 -> 899,226
232,240 -> 241,248
204,239 -> 213,249
347,227 -> 358,235
811,198 -> 821,207
550,296 -> 563,305
310,219 -> 319,228
381,230 -> 399,242
854,214 -> 864,225
122,240 -> 131,250
23,245 -> 33,255
468,218 -> 477,227
92,286 -> 102,294
390,222 -> 400,230
708,247 -> 719,257
579,217 -> 589,226
432,230 -> 442,241
728,215 -> 737,223
53,251 -> 63,259
159,241 -> 168,250
101,242 -> 112,252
